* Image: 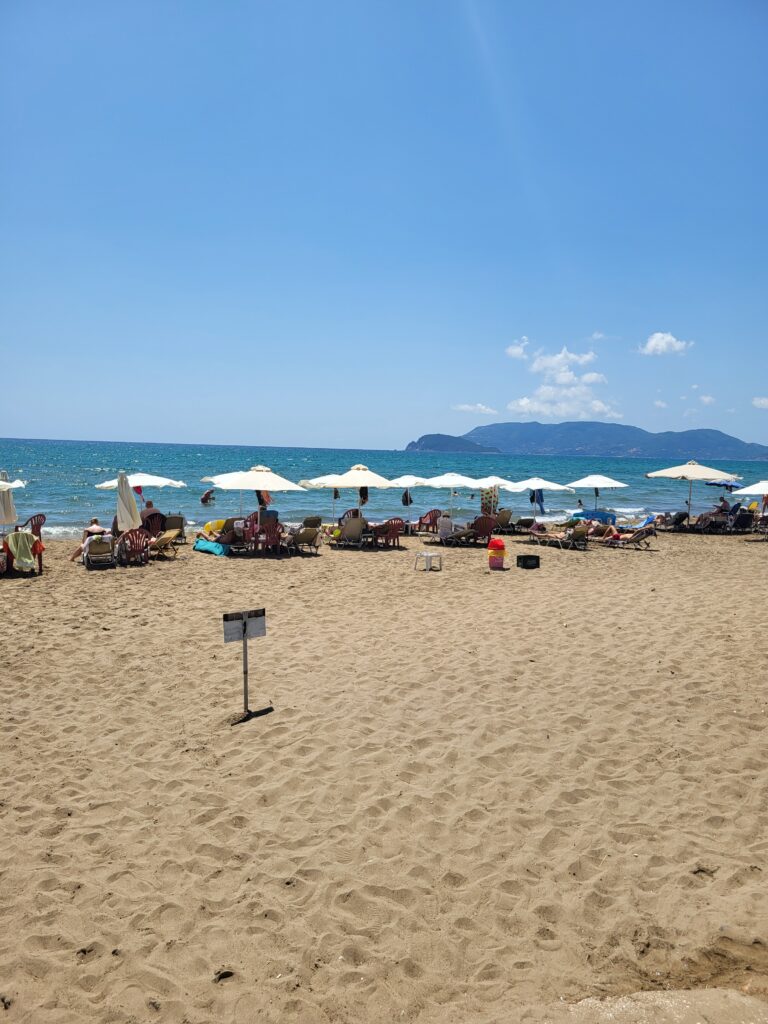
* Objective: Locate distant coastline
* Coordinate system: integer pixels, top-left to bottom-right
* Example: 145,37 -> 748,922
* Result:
405,420 -> 768,461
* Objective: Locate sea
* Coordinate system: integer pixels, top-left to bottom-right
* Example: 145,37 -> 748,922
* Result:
0,436 -> 760,539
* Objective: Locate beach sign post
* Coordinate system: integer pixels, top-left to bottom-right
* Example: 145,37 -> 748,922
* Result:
223,608 -> 272,725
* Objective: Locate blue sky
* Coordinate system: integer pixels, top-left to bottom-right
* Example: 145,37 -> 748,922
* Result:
2,1 -> 766,447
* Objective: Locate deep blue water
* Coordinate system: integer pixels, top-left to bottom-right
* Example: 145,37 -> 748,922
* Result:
1,436 -> 761,538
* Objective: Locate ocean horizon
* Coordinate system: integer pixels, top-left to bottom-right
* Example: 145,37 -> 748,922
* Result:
1,435 -> 759,538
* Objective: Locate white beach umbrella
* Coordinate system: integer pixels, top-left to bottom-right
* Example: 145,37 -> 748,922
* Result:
328,464 -> 395,515
299,474 -> 349,521
474,475 -> 517,488
201,465 -> 305,493
731,481 -> 768,497
389,475 -> 431,488
567,474 -> 628,511
501,477 -> 575,493
330,464 -> 395,489
646,460 -> 741,520
424,472 -> 481,489
202,465 -> 305,519
116,470 -> 142,532
423,472 -> 482,518
0,471 -> 24,526
500,477 -> 574,520
96,472 -> 187,490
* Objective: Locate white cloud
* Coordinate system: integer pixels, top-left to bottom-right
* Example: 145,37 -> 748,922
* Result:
506,345 -> 620,421
699,394 -> 715,405
505,336 -> 529,360
589,331 -> 606,341
452,403 -> 498,415
639,331 -> 694,356
530,347 -> 596,375
683,408 -> 698,417
753,397 -> 768,409
654,400 -> 668,408
691,383 -> 699,390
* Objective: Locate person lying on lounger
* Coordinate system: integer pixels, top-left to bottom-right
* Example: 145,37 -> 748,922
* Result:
195,517 -> 240,545
68,518 -> 110,561
437,511 -> 461,542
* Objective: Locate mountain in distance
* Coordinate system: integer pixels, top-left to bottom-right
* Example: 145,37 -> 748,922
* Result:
405,421 -> 768,460
404,433 -> 501,454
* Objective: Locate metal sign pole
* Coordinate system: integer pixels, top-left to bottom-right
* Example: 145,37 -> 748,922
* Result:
223,608 -> 271,726
242,614 -> 249,714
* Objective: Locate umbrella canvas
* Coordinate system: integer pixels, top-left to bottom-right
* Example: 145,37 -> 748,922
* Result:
0,471 -> 23,526
646,461 -> 741,520
96,473 -> 187,490
116,471 -> 142,532
567,474 -> 627,510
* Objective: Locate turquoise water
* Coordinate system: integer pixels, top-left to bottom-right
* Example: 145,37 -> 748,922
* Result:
1,436 -> 761,538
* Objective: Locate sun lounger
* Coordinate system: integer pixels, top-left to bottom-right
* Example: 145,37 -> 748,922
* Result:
658,511 -> 689,531
511,517 -> 535,534
494,508 -> 512,531
286,526 -> 322,554
756,515 -> 768,539
333,516 -> 368,549
441,515 -> 497,546
728,509 -> 755,533
149,528 -> 181,559
601,524 -> 656,550
83,536 -> 116,569
531,524 -> 589,550
164,514 -> 186,543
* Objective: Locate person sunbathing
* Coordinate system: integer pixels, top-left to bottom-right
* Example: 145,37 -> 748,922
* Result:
69,518 -> 110,561
587,521 -> 621,540
437,511 -> 461,542
195,517 -> 240,545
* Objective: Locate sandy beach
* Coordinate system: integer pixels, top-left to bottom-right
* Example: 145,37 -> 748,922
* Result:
2,531 -> 767,1023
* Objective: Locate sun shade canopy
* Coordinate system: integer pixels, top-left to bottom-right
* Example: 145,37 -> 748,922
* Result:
324,465 -> 395,489
97,472 -> 187,490
473,476 -> 517,488
501,477 -> 574,492
424,473 -> 481,489
200,466 -> 305,492
116,471 -> 142,531
646,461 -> 741,482
731,480 -> 768,496
566,475 -> 627,489
388,475 -> 432,488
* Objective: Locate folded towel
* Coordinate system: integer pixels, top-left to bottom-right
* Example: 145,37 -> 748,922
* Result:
6,530 -> 36,571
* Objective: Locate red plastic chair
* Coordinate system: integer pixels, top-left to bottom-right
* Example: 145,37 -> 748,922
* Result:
141,512 -> 166,538
468,515 -> 497,544
16,514 -> 46,573
259,520 -> 284,557
373,517 -> 405,548
117,528 -> 150,566
417,509 -> 441,533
